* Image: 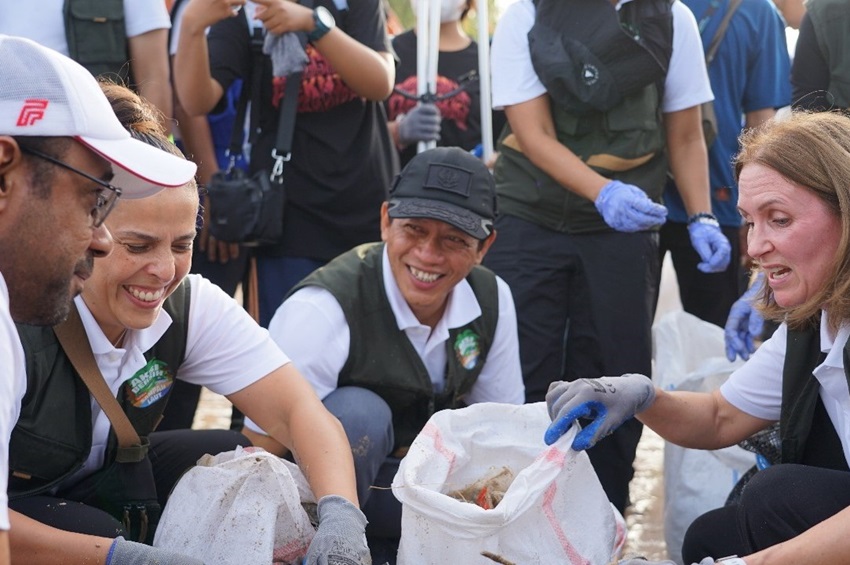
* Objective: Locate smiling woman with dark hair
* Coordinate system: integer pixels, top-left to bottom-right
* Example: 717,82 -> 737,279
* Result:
7,83 -> 369,565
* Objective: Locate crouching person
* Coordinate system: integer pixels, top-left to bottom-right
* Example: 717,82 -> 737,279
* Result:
243,147 -> 526,560
8,84 -> 367,565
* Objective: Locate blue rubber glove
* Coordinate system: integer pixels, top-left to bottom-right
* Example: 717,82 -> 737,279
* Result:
687,219 -> 732,273
724,272 -> 765,362
107,537 -> 204,565
544,374 -> 656,450
397,103 -> 441,147
594,180 -> 668,232
304,495 -> 370,565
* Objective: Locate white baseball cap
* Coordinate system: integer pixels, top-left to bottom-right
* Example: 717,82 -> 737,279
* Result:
0,34 -> 196,198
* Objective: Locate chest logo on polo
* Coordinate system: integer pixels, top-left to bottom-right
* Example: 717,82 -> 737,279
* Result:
127,359 -> 174,408
454,329 -> 481,370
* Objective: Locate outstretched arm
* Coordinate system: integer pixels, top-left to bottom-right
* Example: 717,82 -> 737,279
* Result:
228,363 -> 358,504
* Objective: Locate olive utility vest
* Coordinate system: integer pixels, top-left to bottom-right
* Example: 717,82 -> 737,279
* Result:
64,0 -> 131,83
287,242 -> 499,450
8,279 -> 191,498
494,0 -> 674,234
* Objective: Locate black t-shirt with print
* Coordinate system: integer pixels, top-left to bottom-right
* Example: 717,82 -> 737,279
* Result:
207,1 -> 398,260
388,29 -> 506,167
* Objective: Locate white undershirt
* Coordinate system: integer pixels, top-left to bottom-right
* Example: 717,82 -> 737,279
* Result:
490,0 -> 713,112
245,247 -> 525,434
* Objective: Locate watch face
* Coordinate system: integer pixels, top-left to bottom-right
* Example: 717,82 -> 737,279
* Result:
317,6 -> 334,28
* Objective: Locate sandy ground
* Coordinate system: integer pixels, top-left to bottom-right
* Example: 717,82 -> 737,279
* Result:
192,255 -> 685,561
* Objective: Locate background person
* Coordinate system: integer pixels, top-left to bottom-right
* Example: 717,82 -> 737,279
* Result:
483,0 -> 729,514
0,35 -> 196,565
659,0 -> 790,329
385,0 -> 506,166
0,0 -> 175,131
174,0 -> 399,327
546,111 -> 850,565
244,147 -> 525,563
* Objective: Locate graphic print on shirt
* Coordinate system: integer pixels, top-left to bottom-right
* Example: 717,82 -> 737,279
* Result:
126,359 -> 174,408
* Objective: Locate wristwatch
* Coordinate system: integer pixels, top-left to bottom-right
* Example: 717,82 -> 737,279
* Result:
307,6 -> 335,43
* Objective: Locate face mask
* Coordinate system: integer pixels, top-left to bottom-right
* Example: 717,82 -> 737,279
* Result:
410,0 -> 467,23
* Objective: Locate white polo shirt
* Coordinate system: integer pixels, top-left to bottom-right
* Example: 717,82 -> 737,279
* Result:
245,246 -> 525,434
721,313 -> 850,467
0,274 -> 27,531
491,0 -> 713,112
62,274 -> 288,486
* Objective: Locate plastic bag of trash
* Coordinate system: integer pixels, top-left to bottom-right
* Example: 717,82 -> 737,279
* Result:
392,402 -> 626,565
153,446 -> 316,564
653,311 -> 755,565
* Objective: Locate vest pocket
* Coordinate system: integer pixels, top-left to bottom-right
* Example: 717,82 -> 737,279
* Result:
64,0 -> 127,68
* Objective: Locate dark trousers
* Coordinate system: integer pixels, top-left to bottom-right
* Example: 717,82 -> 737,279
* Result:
482,214 -> 659,513
682,464 -> 850,562
10,429 -> 250,538
658,221 -> 743,328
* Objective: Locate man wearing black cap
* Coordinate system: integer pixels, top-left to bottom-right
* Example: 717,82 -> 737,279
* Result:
243,147 -> 524,561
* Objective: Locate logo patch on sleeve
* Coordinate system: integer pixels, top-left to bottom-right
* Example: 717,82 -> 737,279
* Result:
127,359 -> 174,408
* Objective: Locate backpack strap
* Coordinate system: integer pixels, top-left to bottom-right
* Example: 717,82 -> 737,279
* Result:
53,304 -> 147,463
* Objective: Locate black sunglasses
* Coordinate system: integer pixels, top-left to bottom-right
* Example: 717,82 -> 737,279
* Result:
19,144 -> 123,228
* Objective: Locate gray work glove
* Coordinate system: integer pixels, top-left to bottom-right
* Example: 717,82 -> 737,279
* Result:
544,374 -> 656,450
397,103 -> 441,147
304,495 -> 371,565
107,537 -> 204,565
618,559 -> 677,565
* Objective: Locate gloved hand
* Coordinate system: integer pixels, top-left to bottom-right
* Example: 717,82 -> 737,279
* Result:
618,558 -> 677,565
724,272 -> 765,362
107,537 -> 204,565
544,374 -> 656,450
397,103 -> 441,147
688,219 -> 732,273
304,495 -> 370,565
594,180 -> 668,232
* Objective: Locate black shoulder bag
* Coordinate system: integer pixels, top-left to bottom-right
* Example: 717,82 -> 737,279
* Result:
207,27 -> 304,247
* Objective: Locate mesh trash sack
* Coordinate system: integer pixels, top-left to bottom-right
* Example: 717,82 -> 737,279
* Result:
653,311 -> 755,565
391,402 -> 626,565
153,446 -> 316,564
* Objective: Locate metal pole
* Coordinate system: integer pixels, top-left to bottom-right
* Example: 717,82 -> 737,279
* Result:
476,0 -> 494,163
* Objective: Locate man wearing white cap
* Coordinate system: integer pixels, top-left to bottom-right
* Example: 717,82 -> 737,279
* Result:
0,34 -> 196,564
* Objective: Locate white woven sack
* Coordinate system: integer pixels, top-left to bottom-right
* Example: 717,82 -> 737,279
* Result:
153,446 -> 316,564
653,311 -> 755,565
392,402 -> 626,565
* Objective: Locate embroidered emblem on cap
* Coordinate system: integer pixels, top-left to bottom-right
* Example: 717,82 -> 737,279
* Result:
424,163 -> 472,197
16,99 -> 48,127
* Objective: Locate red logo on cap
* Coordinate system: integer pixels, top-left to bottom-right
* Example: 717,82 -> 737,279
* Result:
16,99 -> 49,127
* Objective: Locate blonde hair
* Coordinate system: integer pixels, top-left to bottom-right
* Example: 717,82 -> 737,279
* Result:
734,111 -> 850,331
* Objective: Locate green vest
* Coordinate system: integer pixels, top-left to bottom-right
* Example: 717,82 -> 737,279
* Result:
779,324 -> 850,471
8,279 -> 191,499
807,0 -> 850,109
494,0 -> 672,234
288,243 -> 500,450
64,0 -> 130,82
